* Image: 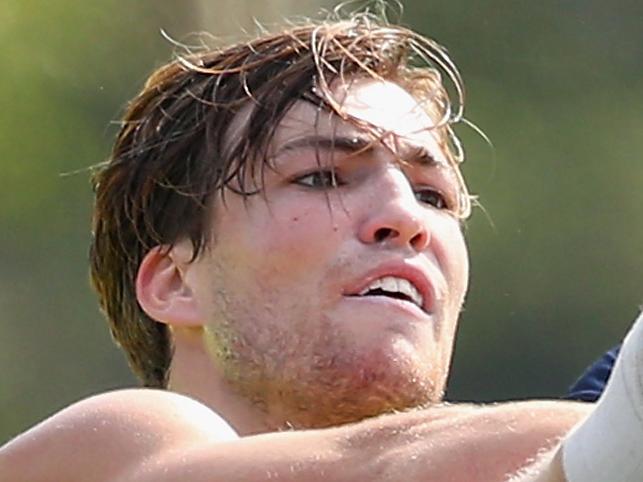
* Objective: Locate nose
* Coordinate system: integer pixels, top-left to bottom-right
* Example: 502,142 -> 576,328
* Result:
357,167 -> 431,252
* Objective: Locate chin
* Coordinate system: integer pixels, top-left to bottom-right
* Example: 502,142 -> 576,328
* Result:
222,319 -> 446,429
276,346 -> 443,429
289,376 -> 439,429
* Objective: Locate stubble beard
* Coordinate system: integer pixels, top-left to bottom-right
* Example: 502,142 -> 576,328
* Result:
206,315 -> 446,430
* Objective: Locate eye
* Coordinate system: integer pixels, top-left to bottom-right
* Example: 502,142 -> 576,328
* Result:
293,170 -> 344,189
414,188 -> 449,209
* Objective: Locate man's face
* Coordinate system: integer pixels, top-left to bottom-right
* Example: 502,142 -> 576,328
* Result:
187,78 -> 469,428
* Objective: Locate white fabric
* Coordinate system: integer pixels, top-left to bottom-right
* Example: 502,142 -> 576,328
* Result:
562,311 -> 643,482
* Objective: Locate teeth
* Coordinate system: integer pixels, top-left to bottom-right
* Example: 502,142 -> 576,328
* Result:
381,277 -> 398,293
357,276 -> 424,308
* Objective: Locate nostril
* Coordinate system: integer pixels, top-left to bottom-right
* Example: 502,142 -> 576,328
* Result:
373,227 -> 396,243
410,232 -> 426,249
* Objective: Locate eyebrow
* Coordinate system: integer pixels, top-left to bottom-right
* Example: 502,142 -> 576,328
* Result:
274,134 -> 372,157
274,133 -> 442,167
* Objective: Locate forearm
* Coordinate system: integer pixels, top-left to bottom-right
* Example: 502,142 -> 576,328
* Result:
343,401 -> 589,482
508,447 -> 567,482
129,400 -> 588,482
124,428 -> 351,482
124,409 -> 439,482
0,390 -> 590,482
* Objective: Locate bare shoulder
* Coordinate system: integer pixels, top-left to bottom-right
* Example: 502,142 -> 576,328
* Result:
0,389 -> 238,482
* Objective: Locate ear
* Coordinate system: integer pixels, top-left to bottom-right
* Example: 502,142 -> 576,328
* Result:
136,241 -> 203,327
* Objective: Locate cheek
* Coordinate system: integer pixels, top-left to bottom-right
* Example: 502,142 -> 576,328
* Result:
218,199 -> 346,287
452,231 -> 469,293
432,220 -> 469,306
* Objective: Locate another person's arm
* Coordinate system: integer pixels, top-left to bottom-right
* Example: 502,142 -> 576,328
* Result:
566,345 -> 620,402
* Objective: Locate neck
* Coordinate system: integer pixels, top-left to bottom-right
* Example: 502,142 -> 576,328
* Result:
168,327 -> 272,436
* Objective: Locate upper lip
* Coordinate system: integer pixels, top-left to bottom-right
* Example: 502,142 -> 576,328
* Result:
342,260 -> 438,313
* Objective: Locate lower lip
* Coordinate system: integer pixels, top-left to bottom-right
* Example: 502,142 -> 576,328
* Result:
343,295 -> 431,319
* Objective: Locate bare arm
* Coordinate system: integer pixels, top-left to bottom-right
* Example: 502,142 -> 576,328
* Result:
128,400 -> 589,482
0,389 -> 589,482
507,447 -> 567,482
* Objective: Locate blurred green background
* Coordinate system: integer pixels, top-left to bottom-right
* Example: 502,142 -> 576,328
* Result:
1,0 -> 642,443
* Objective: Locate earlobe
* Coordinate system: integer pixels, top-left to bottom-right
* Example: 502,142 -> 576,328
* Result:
136,244 -> 203,327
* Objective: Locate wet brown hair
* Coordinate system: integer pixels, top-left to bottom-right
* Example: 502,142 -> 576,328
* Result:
90,7 -> 471,388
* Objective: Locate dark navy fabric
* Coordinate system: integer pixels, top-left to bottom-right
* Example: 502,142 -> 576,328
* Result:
565,345 -> 621,402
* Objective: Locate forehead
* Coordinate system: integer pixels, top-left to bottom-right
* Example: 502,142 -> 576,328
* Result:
271,78 -> 451,165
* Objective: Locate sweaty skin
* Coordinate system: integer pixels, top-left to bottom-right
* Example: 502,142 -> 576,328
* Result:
166,79 -> 469,432
0,79 -> 593,481
0,390 -> 589,482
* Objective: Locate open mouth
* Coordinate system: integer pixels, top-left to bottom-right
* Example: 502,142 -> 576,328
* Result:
350,276 -> 425,310
358,288 -> 415,303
